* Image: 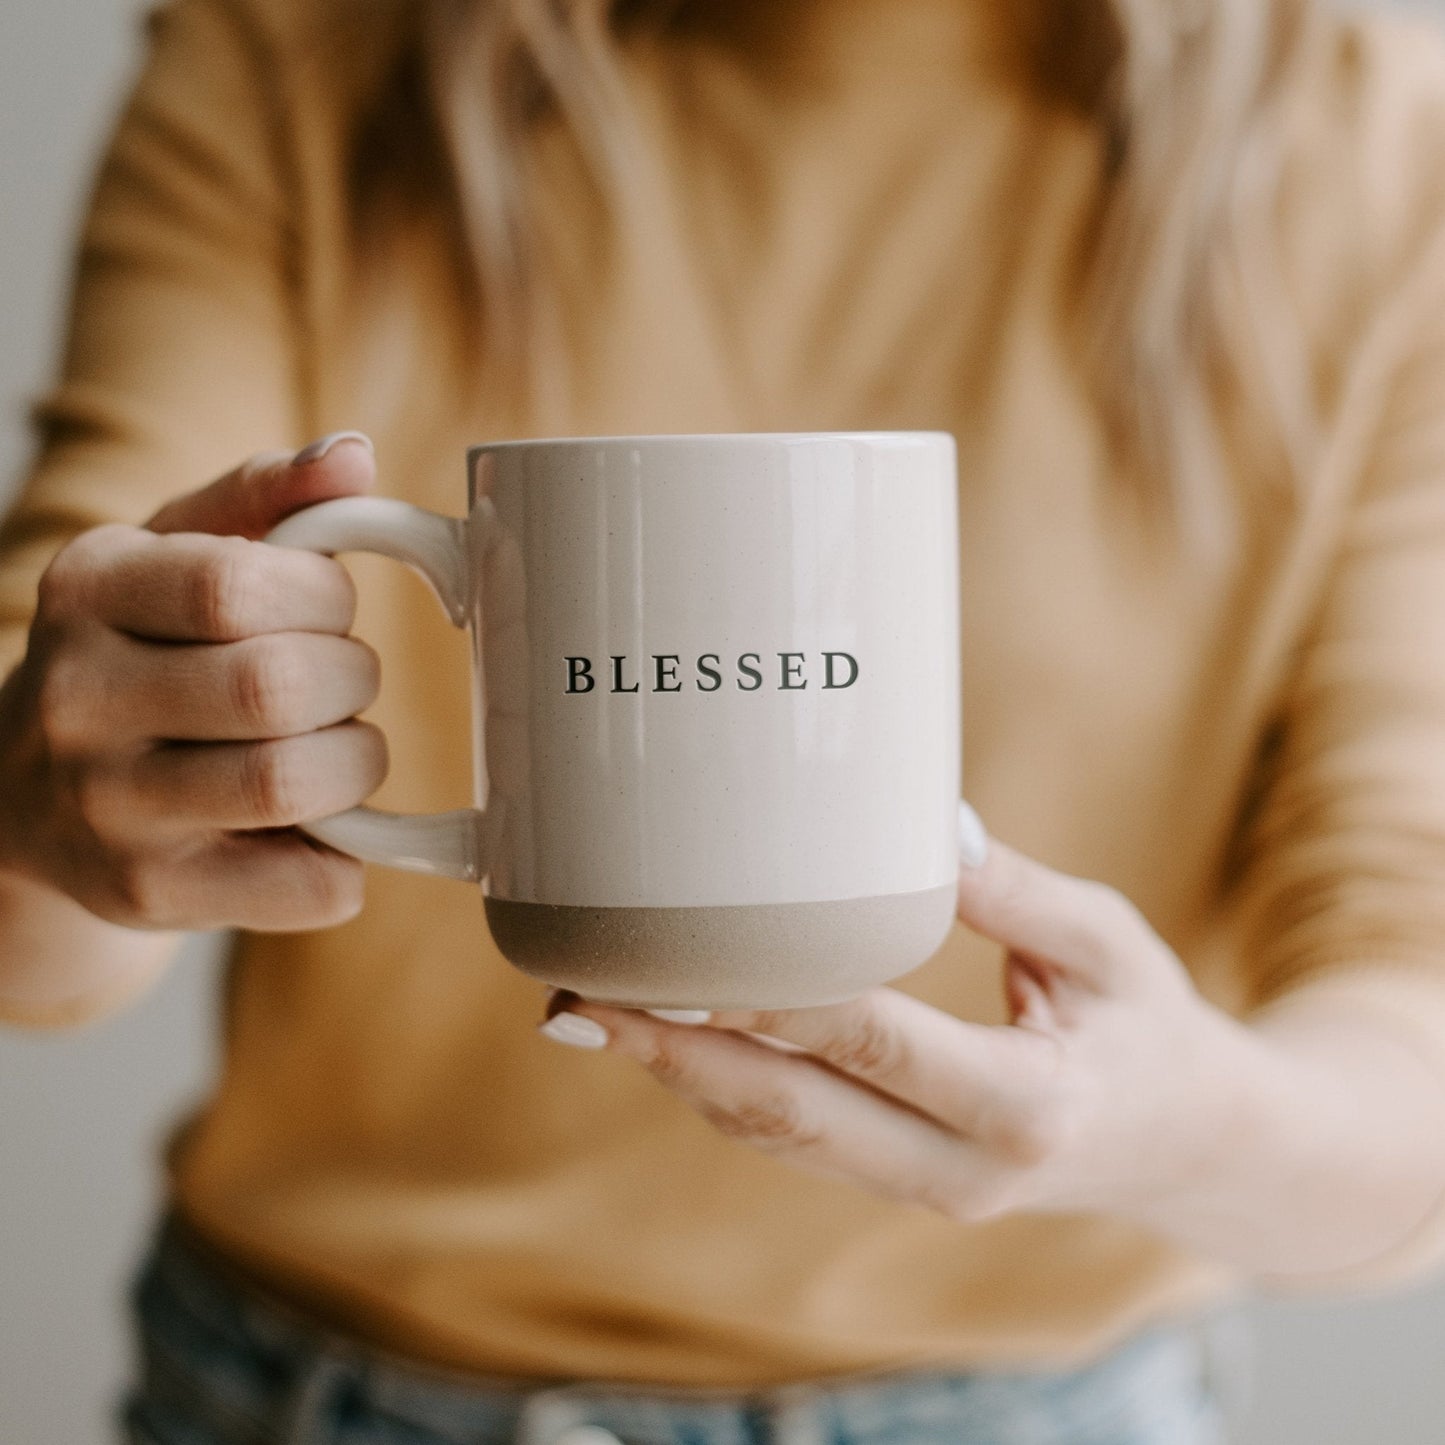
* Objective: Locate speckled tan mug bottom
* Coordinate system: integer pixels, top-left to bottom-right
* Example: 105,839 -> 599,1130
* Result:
484,884 -> 957,1010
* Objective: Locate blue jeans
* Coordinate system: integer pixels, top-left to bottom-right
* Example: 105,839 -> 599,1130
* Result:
120,1217 -> 1239,1445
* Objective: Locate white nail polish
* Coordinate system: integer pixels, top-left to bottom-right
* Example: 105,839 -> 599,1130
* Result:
958,800 -> 990,868
539,1013 -> 609,1049
292,430 -> 374,466
646,1009 -> 712,1025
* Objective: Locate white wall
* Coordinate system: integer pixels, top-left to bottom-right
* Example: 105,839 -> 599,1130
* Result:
0,5 -> 224,1442
3,4 -> 1445,1442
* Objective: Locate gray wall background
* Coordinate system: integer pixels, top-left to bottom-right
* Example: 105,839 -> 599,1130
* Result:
3,2 -> 1445,1441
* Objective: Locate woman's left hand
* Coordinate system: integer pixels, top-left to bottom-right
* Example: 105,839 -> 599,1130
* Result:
542,821 -> 1257,1230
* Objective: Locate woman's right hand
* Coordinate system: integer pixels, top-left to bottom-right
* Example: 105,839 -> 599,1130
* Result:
0,434 -> 388,933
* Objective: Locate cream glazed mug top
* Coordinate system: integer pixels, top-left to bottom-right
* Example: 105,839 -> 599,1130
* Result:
265,432 -> 962,1010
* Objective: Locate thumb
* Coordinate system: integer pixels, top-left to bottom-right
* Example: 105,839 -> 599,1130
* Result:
953,802 -> 1152,994
146,431 -> 376,539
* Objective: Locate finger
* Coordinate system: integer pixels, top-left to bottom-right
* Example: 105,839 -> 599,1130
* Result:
119,831 -> 365,932
199,832 -> 365,931
49,525 -> 357,641
109,631 -> 380,742
94,722 -> 389,834
706,990 -> 1059,1143
955,838 -> 1152,993
146,433 -> 375,540
555,1002 -> 1007,1221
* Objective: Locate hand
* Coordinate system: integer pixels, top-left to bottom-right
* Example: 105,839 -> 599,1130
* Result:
542,818 -> 1258,1233
0,433 -> 387,932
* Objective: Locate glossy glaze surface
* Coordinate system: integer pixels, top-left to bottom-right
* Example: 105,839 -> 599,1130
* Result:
469,433 -> 960,909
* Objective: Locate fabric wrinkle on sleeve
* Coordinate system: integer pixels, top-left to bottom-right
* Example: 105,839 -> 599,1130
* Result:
0,0 -> 304,677
1228,197 -> 1445,1289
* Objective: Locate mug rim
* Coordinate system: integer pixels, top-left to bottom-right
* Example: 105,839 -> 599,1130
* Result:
465,431 -> 956,510
467,430 -> 955,462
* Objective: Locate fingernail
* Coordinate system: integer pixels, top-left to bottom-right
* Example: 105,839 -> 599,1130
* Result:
646,1009 -> 712,1025
538,1012 -> 609,1050
293,431 -> 374,467
958,800 -> 990,868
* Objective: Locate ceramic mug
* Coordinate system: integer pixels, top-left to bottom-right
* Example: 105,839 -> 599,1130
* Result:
265,432 -> 961,1009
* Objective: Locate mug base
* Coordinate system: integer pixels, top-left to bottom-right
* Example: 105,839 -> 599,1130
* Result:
483,884 -> 956,1010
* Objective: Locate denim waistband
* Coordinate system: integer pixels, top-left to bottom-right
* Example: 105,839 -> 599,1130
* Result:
121,1214 -> 1243,1445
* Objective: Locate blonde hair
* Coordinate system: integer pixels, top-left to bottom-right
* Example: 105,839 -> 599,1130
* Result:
353,0 -> 1323,524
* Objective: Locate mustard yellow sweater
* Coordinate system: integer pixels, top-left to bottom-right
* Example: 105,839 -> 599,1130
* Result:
6,0 -> 1445,1388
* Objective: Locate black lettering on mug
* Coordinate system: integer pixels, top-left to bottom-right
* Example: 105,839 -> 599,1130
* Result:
823,651 -> 859,689
610,656 -> 640,694
566,651 -> 860,693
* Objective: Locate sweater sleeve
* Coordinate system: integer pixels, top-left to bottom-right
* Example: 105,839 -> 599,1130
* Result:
0,0 -> 303,680
1231,26 -> 1445,1288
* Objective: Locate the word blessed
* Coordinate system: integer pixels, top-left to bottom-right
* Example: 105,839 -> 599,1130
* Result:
564,651 -> 860,694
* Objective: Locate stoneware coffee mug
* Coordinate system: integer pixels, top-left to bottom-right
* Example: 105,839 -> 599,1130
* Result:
265,432 -> 961,1009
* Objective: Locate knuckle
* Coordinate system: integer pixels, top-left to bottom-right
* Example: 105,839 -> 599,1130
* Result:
32,564 -> 70,621
230,638 -> 305,734
72,765 -> 122,836
35,538 -> 98,620
302,852 -> 364,926
701,1092 -> 821,1151
1063,882 -> 1142,972
334,561 -> 360,620
34,554 -> 79,619
354,721 -> 390,790
352,640 -> 383,707
34,650 -> 93,750
190,537 -> 265,638
639,1034 -> 694,1093
1084,881 -> 1142,934
313,556 -> 358,625
108,856 -> 172,925
827,1010 -> 908,1080
239,741 -> 306,825
987,1093 -> 1072,1169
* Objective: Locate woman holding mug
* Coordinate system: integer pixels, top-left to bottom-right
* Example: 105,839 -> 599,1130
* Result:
4,0 -> 1445,1440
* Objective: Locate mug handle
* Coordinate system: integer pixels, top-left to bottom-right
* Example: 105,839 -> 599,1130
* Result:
263,496 -> 492,883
